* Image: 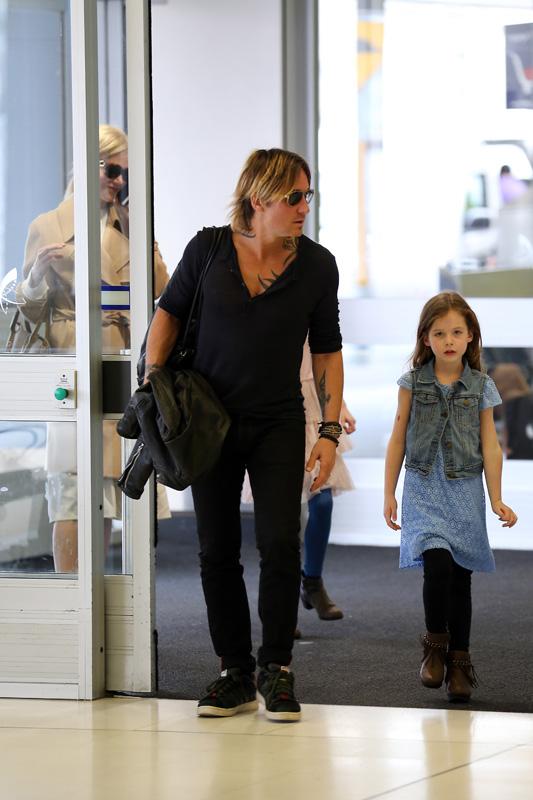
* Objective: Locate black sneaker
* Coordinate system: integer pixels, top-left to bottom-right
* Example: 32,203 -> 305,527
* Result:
197,668 -> 258,717
257,664 -> 301,722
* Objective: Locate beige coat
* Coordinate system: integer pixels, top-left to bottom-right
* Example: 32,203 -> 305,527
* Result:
20,196 -> 170,477
20,195 -> 169,352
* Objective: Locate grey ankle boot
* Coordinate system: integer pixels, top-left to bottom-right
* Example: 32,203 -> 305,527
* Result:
301,574 -> 343,620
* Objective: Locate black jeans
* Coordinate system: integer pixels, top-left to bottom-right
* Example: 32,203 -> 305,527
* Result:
422,548 -> 472,651
191,415 -> 305,674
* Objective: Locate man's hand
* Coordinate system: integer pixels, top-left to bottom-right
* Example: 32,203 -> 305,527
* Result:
306,437 -> 337,492
143,363 -> 163,385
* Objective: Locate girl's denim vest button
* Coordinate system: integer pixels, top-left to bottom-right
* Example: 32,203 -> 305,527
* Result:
404,360 -> 486,480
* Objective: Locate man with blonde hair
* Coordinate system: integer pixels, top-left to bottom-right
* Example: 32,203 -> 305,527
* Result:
145,148 -> 343,721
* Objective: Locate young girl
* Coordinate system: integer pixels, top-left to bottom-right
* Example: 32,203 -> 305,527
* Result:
383,291 -> 517,702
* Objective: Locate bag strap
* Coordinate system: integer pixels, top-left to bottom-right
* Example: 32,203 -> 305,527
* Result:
5,300 -> 49,353
136,226 -> 224,384
179,226 -> 224,349
23,301 -> 50,352
5,308 -> 22,352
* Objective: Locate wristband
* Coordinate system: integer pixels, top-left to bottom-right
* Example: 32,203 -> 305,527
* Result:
318,420 -> 342,436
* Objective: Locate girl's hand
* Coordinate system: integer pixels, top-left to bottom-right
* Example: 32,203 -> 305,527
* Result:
492,500 -> 518,528
384,495 -> 401,530
340,402 -> 356,434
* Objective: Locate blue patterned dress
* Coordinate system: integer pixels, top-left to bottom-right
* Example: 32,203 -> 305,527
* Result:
398,372 -> 501,572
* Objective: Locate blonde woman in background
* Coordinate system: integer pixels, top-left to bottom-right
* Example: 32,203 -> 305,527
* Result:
19,124 -> 170,572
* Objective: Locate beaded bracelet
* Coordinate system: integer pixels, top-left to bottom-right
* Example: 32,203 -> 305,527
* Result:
318,421 -> 343,437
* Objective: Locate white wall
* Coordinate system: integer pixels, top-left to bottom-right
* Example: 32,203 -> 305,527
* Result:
151,0 -> 283,271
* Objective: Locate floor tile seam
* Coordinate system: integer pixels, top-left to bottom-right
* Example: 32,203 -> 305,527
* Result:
262,728 -> 533,746
0,724 -> 165,734
0,723 -> 227,736
135,725 -> 275,736
356,743 -> 524,800
0,721 -> 276,736
2,722 -> 532,747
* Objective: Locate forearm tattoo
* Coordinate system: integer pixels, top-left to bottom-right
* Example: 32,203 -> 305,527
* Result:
318,370 -> 331,416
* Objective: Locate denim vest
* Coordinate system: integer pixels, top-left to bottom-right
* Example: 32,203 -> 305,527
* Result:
404,360 -> 487,480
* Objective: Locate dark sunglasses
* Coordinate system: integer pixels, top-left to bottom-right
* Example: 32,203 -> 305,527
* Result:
283,188 -> 314,207
100,160 -> 128,181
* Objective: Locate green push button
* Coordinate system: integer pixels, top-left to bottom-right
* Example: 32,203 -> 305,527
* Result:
54,387 -> 68,401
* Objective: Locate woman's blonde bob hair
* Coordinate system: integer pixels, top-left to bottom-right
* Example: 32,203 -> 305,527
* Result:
64,124 -> 128,198
98,124 -> 128,160
411,291 -> 483,372
229,148 -> 311,232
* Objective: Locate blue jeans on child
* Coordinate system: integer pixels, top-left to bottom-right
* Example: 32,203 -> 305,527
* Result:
303,488 -> 333,578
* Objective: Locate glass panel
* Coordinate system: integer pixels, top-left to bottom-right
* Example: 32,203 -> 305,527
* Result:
97,0 -> 130,358
318,0 -> 533,300
97,1 -> 129,575
0,418 -> 135,575
343,343 -> 533,461
0,0 -> 73,353
103,417 -> 124,575
0,421 -> 58,574
97,1 -> 171,574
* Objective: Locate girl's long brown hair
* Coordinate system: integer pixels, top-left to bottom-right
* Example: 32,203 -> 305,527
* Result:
411,291 -> 483,371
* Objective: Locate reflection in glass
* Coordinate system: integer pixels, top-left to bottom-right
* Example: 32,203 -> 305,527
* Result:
318,1 -> 533,300
45,419 -> 127,575
14,126 -> 135,356
343,344 -> 533,463
96,3 -> 172,577
0,420 -> 133,576
0,0 -> 72,352
488,351 -> 533,461
0,422 -> 53,573
12,122 -> 169,357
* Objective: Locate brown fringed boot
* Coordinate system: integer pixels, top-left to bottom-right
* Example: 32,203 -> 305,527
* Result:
445,650 -> 478,703
419,632 -> 450,688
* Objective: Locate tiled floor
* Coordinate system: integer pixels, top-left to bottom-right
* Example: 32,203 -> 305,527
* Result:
2,697 -> 533,799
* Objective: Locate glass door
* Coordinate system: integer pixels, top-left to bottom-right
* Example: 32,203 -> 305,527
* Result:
0,0 -> 157,699
317,0 -> 533,547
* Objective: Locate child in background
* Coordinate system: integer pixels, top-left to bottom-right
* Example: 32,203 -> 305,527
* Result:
384,291 -> 517,702
300,341 -> 355,622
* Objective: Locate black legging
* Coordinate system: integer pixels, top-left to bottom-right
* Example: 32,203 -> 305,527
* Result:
422,548 -> 472,651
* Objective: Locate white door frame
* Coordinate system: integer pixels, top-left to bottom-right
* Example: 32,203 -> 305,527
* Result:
104,0 -> 156,694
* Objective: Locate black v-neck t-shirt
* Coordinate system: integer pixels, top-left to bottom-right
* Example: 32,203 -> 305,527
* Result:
158,226 -> 342,419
